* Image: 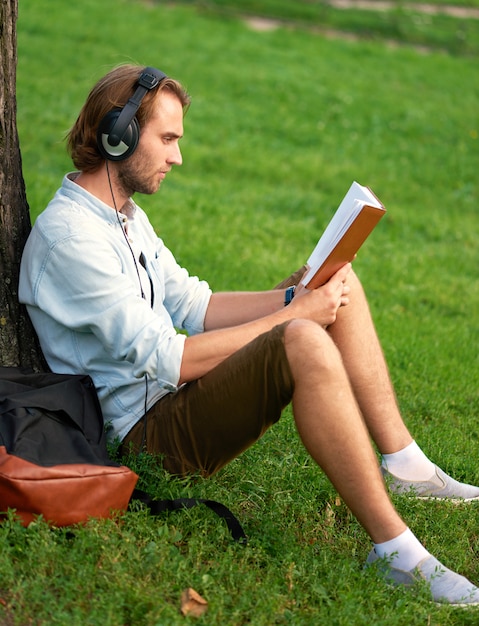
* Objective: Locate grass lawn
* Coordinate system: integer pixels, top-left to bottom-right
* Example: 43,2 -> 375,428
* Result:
2,0 -> 479,623
171,0 -> 479,56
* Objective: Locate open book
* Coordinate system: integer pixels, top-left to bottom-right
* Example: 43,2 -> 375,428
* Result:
301,181 -> 386,289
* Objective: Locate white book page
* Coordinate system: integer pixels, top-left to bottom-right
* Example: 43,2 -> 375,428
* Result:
302,182 -> 381,286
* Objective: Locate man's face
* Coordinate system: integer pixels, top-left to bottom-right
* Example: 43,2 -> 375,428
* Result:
116,91 -> 184,197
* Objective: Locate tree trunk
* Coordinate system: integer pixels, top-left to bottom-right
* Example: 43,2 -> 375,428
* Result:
0,0 -> 44,370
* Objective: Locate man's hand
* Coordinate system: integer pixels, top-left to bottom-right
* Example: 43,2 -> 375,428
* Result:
291,264 -> 351,327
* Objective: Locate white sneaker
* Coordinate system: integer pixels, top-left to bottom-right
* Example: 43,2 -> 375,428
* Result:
366,549 -> 479,606
381,465 -> 479,501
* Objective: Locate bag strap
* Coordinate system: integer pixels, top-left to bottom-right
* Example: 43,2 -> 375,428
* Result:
130,489 -> 247,543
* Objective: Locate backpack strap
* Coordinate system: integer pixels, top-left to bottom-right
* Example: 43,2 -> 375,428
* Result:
130,489 -> 247,543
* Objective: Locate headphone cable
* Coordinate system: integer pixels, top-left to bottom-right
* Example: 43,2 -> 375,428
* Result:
106,161 -> 149,452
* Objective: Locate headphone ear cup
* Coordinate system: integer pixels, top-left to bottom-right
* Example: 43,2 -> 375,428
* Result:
97,109 -> 140,161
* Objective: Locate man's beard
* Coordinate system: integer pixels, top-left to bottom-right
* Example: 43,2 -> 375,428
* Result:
116,153 -> 159,197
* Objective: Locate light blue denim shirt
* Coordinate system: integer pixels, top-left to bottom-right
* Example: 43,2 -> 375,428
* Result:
19,173 -> 212,442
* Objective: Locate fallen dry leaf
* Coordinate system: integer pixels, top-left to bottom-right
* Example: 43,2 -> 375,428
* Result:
324,502 -> 335,526
180,587 -> 208,617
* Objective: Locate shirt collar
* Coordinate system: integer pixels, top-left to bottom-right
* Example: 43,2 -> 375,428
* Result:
63,172 -> 137,227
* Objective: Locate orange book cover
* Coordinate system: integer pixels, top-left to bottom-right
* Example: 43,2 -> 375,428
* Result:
301,182 -> 386,289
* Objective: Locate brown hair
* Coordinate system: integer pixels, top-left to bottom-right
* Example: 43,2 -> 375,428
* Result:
66,64 -> 190,172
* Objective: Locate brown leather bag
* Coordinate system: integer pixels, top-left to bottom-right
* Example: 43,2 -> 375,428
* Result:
0,367 -> 138,527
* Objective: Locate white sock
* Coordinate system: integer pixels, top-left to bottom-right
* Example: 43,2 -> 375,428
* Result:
381,440 -> 436,481
374,527 -> 430,572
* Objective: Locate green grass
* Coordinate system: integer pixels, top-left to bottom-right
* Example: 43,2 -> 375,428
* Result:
172,0 -> 479,56
4,0 -> 479,623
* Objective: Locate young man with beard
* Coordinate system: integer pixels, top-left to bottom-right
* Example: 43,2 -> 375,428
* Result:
19,64 -> 479,605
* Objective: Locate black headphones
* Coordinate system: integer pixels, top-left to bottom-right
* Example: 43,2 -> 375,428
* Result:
97,66 -> 167,162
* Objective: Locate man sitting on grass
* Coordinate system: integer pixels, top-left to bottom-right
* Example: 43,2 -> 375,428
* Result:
19,63 -> 479,606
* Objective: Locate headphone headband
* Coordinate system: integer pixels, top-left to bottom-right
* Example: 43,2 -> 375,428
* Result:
107,67 -> 167,147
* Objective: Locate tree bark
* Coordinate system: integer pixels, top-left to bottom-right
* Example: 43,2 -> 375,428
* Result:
0,0 -> 44,369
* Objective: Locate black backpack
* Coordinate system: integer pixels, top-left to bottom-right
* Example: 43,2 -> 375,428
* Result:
0,367 -> 245,542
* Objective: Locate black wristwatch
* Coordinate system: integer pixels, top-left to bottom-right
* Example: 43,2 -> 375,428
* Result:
284,285 -> 296,306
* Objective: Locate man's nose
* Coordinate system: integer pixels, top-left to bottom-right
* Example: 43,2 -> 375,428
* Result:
168,144 -> 182,166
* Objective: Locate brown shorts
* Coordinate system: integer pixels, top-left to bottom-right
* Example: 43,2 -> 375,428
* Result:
121,322 -> 294,477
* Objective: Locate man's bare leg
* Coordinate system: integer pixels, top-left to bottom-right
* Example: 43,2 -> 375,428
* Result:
326,270 -> 412,454
284,318 -> 479,605
284,318 -> 405,542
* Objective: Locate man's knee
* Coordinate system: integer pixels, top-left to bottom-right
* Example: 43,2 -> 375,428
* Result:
284,319 -> 338,362
284,317 -> 326,340
346,268 -> 363,294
